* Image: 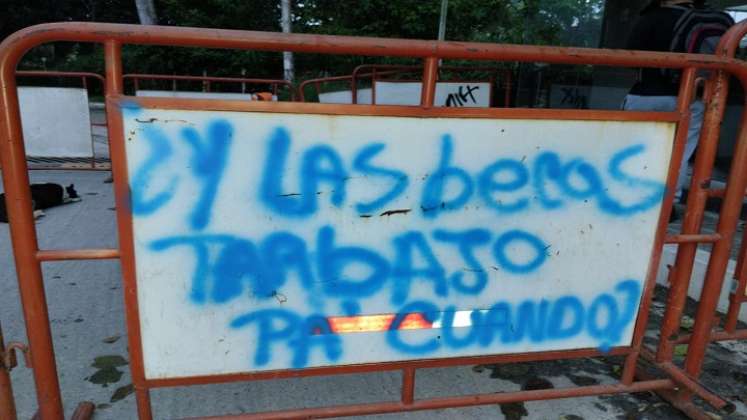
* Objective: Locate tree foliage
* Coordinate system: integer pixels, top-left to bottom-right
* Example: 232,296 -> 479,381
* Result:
1,0 -> 605,82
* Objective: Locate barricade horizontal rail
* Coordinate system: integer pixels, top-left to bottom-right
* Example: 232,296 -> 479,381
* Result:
2,21 -> 747,420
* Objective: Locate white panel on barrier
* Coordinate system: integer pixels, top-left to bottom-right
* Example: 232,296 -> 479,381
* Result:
135,90 -> 274,101
373,82 -> 492,107
318,88 -> 373,104
119,104 -> 674,379
19,87 -> 92,157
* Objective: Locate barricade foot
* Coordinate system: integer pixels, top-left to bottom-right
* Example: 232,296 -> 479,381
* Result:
653,388 -> 714,420
637,349 -> 736,419
30,401 -> 95,420
71,401 -> 95,420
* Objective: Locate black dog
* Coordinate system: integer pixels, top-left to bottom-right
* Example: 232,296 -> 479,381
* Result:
0,183 -> 80,223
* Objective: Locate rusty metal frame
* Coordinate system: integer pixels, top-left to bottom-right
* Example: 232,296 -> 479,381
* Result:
3,22 -> 747,419
10,70 -> 109,171
122,73 -> 296,100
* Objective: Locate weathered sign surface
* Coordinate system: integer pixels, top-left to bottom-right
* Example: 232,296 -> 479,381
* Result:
120,104 -> 674,379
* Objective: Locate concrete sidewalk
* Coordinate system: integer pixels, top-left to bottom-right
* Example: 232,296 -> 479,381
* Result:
2,170 -> 747,419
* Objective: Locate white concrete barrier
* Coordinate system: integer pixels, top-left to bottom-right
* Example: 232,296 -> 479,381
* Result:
373,81 -> 492,107
318,88 -> 372,104
19,87 -> 93,157
656,245 -> 746,323
317,82 -> 491,107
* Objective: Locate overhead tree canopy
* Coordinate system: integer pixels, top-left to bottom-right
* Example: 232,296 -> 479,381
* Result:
1,0 -> 605,83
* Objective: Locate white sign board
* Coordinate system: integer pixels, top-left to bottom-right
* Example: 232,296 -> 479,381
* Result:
120,105 -> 674,379
19,87 -> 92,157
136,90 -> 274,101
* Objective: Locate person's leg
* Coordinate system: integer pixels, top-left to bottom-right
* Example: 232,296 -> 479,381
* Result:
622,94 -> 677,112
676,100 -> 705,199
623,94 -> 682,221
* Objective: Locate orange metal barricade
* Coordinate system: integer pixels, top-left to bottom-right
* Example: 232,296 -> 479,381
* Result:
299,68 -> 401,102
3,22 -> 747,419
123,73 -> 297,100
299,64 -> 511,107
638,22 -> 747,418
351,64 -> 512,107
16,70 -> 106,92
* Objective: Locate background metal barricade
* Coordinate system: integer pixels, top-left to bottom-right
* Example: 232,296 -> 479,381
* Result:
2,71 -> 108,170
2,21 -> 747,420
350,64 -> 512,107
0,71 -> 296,173
299,64 -> 512,107
643,22 -> 747,418
122,73 -> 297,100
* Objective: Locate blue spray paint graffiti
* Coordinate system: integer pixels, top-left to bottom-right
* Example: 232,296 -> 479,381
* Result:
181,120 -> 233,229
149,226 -> 549,306
131,121 -> 665,222
260,127 -> 348,217
129,118 -> 232,229
127,115 -> 665,369
130,125 -> 178,215
227,279 -> 640,368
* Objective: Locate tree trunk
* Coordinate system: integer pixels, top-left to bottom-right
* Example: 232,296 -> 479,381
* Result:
280,0 -> 294,82
135,0 -> 158,25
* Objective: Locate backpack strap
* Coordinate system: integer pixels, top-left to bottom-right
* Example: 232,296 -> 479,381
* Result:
665,5 -> 697,52
663,4 -> 734,53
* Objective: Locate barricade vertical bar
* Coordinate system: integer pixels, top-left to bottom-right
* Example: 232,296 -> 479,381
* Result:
622,68 -> 697,385
104,41 -> 123,95
421,57 -> 438,107
0,33 -> 64,420
103,40 -> 153,420
685,102 -> 747,375
504,71 -> 512,107
656,69 -> 731,362
351,73 -> 358,104
401,368 -> 415,405
0,321 -> 17,420
724,214 -> 747,333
